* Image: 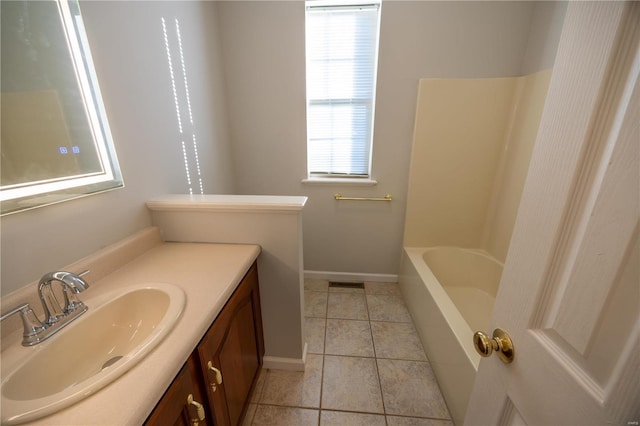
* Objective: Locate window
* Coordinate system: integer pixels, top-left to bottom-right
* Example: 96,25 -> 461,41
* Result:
305,0 -> 381,179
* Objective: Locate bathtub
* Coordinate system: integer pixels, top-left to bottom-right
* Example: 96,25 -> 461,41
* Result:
398,247 -> 503,425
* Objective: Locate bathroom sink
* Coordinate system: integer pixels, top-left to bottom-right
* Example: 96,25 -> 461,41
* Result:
1,283 -> 185,425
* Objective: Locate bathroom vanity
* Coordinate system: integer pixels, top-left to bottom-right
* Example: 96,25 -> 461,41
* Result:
0,227 -> 263,425
146,262 -> 263,426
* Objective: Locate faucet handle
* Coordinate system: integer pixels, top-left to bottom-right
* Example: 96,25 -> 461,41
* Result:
0,303 -> 46,346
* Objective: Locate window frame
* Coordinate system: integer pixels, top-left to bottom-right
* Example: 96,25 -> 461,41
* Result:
304,0 -> 382,181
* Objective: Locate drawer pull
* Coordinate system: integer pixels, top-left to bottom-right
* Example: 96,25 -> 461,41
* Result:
207,361 -> 223,385
187,393 -> 205,424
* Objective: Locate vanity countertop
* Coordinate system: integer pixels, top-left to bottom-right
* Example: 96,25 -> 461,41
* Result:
2,233 -> 261,425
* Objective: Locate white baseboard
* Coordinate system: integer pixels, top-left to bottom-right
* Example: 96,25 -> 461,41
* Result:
262,343 -> 307,371
304,270 -> 398,283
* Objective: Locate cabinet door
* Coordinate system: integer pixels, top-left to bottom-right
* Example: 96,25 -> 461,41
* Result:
145,354 -> 212,426
198,263 -> 264,426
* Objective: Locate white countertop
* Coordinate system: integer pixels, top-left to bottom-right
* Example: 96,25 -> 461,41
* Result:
2,240 -> 260,425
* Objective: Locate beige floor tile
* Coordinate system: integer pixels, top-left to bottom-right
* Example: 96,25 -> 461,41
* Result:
305,317 -> 326,354
251,405 -> 319,425
320,410 -> 386,425
371,321 -> 427,361
386,416 -> 454,426
250,367 -> 268,403
259,354 -> 322,408
366,294 -> 412,322
321,355 -> 384,413
365,282 -> 402,296
305,278 -> 329,292
325,319 -> 374,357
242,403 -> 258,426
305,291 -> 328,318
327,292 -> 368,320
377,359 -> 450,419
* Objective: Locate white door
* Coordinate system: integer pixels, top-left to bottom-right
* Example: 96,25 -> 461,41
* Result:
465,2 -> 639,425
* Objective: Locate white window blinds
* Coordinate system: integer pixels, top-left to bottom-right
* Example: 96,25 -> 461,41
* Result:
305,1 -> 381,178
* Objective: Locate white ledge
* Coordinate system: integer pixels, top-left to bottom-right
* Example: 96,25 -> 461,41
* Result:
301,177 -> 378,186
146,194 -> 308,213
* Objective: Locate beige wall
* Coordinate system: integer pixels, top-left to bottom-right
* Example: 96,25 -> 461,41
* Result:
1,1 -> 234,295
217,1 -> 540,276
521,2 -> 568,75
2,1 -> 567,294
404,71 -> 552,262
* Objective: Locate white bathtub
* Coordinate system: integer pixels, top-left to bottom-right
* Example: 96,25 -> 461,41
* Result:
399,247 -> 503,425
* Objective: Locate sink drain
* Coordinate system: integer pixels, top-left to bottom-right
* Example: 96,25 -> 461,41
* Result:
101,356 -> 123,371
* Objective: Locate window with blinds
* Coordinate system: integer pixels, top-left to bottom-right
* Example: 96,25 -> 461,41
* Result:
305,0 -> 381,178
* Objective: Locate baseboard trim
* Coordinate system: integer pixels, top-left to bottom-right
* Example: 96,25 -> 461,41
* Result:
304,270 -> 398,283
262,343 -> 307,371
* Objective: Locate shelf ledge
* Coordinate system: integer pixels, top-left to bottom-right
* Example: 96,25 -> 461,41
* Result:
146,194 -> 308,213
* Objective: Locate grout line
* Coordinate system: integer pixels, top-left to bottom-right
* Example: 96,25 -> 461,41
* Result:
312,348 -> 429,362
302,280 -> 451,424
251,402 -> 452,422
318,282 -> 329,426
363,290 -> 388,425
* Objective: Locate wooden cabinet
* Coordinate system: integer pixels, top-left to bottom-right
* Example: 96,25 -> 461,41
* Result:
146,262 -> 264,426
198,262 -> 264,426
145,353 -> 211,426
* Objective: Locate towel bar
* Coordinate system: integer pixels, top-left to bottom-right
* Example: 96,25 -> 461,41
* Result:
334,193 -> 392,201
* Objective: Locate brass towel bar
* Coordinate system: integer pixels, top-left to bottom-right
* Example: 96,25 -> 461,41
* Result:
334,193 -> 393,201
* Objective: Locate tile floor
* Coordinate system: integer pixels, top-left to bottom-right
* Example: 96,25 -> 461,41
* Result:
242,279 -> 453,426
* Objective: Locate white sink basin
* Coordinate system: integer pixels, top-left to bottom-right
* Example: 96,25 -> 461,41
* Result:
1,283 -> 185,425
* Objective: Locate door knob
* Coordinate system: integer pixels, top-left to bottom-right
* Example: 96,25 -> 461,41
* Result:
473,328 -> 514,364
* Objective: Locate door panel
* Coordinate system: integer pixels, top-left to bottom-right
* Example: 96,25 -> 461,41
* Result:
145,354 -> 212,426
466,2 -> 640,425
218,299 -> 259,425
198,264 -> 263,426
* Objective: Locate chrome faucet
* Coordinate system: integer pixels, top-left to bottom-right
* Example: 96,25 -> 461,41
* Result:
1,270 -> 90,346
39,271 -> 90,325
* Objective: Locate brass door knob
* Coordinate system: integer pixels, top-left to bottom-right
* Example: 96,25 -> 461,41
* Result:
473,328 -> 515,364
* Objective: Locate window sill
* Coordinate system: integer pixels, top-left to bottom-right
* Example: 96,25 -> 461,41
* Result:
301,177 -> 378,186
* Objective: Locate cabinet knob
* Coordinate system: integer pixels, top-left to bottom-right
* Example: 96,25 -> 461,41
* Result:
187,393 -> 205,425
207,361 -> 223,385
